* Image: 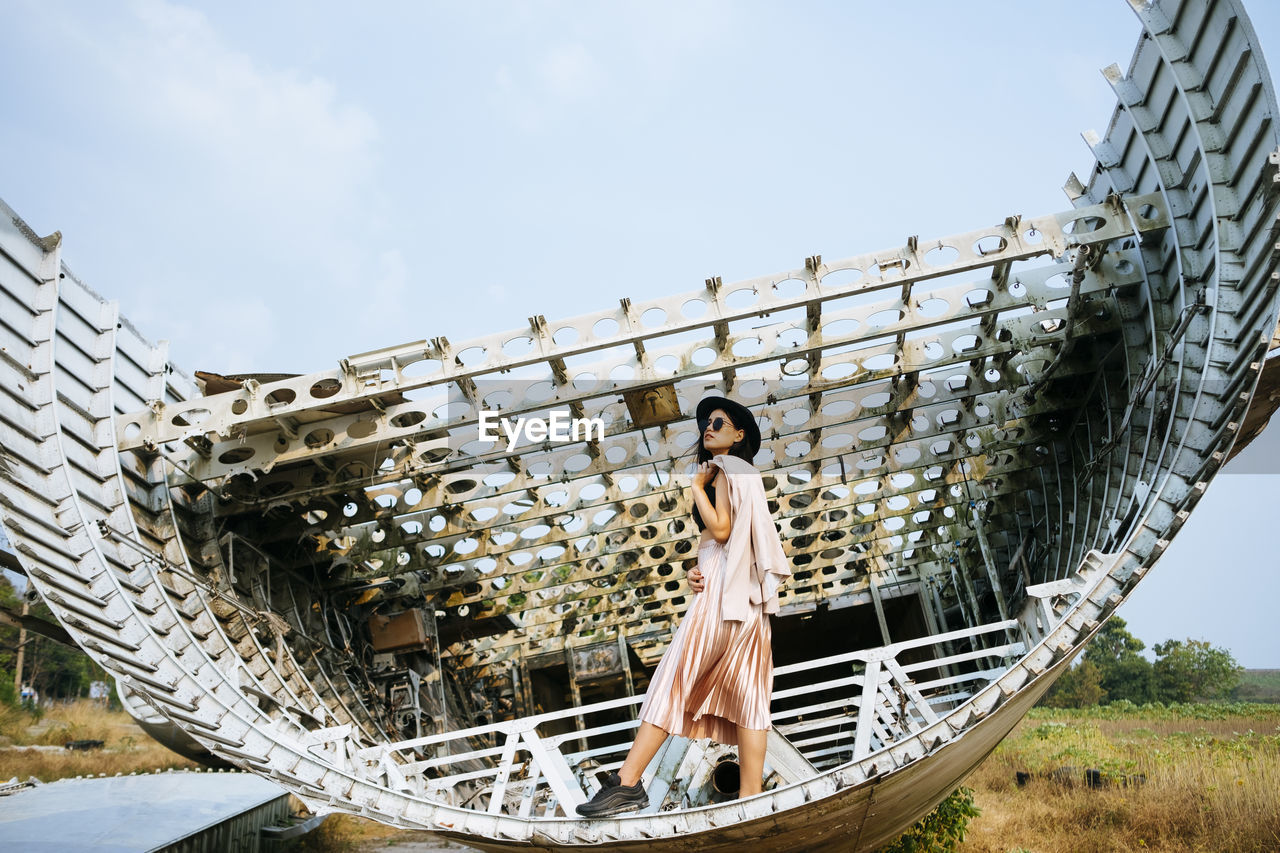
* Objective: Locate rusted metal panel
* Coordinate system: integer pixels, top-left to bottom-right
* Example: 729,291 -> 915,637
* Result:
370,609 -> 433,653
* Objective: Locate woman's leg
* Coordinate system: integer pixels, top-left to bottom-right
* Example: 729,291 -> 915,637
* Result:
617,721 -> 669,786
736,727 -> 768,796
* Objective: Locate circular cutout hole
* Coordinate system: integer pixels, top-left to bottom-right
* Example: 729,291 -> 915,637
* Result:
821,432 -> 854,449
503,336 -> 533,357
218,446 -> 255,465
391,410 -> 426,429
775,278 -> 806,298
310,379 -> 341,399
447,478 -> 478,495
916,298 -> 949,318
786,440 -> 811,458
782,358 -> 808,376
402,357 -> 442,377
304,428 -> 334,448
858,425 -> 887,442
973,235 -> 1008,256
862,353 -> 897,371
525,381 -> 556,402
924,245 -> 959,266
861,391 -> 891,408
1064,215 -> 1105,235
866,308 -> 903,328
171,407 -> 210,427
782,406 -> 810,426
231,399 -> 248,415
641,307 -> 667,327
823,318 -> 859,338
456,346 -> 487,366
821,268 -> 862,287
778,327 -> 807,347
266,387 -> 296,406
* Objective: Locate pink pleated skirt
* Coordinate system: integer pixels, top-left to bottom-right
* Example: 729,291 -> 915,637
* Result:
637,537 -> 773,746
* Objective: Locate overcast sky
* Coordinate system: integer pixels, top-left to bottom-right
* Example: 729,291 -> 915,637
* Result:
2,1 -> 1276,667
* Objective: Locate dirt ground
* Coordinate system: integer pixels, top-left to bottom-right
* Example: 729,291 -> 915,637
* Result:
352,834 -> 479,852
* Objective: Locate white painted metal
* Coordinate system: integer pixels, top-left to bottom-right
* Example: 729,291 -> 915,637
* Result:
0,1 -> 1277,850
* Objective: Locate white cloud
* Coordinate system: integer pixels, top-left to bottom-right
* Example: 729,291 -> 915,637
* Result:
538,43 -> 604,101
490,43 -> 605,132
357,248 -> 410,331
22,0 -> 398,373
118,0 -> 379,220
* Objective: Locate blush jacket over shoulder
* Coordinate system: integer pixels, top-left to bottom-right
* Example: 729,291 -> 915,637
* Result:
706,455 -> 791,621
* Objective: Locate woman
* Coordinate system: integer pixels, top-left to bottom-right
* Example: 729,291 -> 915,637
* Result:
576,396 -> 790,817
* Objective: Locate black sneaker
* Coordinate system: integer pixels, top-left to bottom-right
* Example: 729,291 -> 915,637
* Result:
575,771 -> 649,817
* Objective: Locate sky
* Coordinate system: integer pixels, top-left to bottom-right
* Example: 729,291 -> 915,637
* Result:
1,0 -> 1276,667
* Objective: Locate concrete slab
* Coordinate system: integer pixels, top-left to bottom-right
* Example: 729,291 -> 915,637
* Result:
0,770 -> 288,852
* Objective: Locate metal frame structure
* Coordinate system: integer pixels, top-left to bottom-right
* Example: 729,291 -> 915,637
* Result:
1,1 -> 1278,849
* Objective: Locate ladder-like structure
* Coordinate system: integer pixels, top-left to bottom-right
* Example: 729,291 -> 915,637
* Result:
2,1 -> 1278,849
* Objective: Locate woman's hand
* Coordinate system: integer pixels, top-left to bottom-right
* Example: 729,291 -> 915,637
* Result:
688,567 -> 704,594
691,462 -> 715,490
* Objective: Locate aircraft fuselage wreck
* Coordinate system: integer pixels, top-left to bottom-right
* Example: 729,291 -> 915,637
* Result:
1,1 -> 1278,850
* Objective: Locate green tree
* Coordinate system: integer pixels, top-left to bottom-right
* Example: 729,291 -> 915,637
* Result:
1040,658 -> 1106,708
1153,638 -> 1242,702
1083,617 -> 1155,704
0,574 -> 105,701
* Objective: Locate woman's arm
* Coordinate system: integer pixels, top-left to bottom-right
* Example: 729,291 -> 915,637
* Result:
692,465 -> 733,543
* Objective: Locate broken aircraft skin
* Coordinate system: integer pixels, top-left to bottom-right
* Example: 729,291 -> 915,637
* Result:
2,0 -> 1279,849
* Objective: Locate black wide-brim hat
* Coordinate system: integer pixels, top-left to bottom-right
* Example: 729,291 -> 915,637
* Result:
695,395 -> 762,460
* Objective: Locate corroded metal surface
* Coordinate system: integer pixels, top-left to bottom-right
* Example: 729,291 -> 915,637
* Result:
1,1 -> 1278,850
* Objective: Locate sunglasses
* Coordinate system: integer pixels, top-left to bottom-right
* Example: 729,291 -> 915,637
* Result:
699,416 -> 736,433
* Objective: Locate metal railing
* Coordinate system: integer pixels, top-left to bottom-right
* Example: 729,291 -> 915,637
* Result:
352,618 -> 1023,817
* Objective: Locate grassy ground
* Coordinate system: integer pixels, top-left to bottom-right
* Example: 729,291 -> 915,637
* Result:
958,702 -> 1280,853
0,699 -> 199,781
293,703 -> 1280,852
4,701 -> 1275,851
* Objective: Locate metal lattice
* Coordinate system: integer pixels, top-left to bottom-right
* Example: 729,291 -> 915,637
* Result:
1,1 -> 1278,849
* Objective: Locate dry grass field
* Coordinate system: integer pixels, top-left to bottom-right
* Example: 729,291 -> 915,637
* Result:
2,701 -> 1275,851
0,699 -> 199,782
958,703 -> 1280,853
291,704 -> 1280,852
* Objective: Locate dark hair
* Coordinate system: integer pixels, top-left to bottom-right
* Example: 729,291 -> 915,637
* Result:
694,411 -> 754,464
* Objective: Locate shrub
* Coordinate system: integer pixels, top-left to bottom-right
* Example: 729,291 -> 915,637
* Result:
880,786 -> 979,853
